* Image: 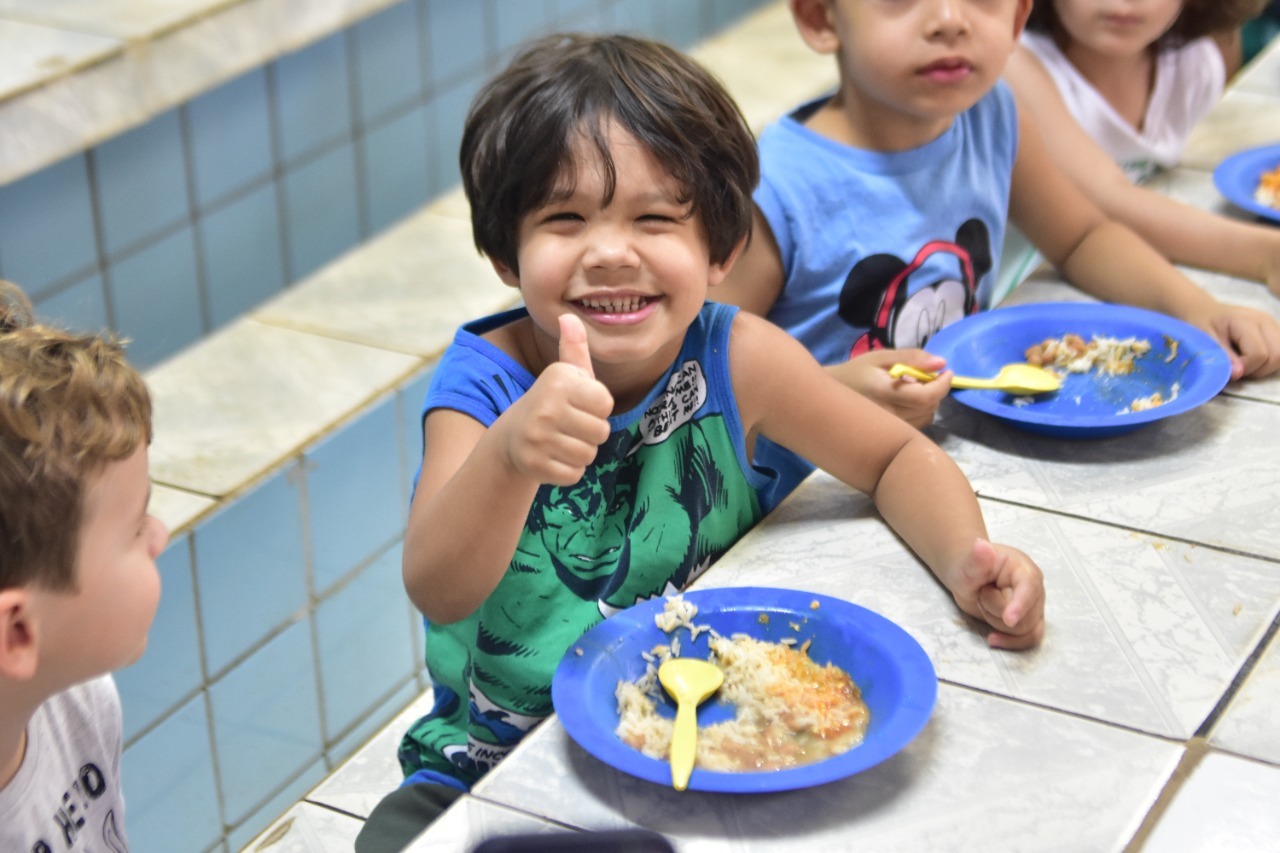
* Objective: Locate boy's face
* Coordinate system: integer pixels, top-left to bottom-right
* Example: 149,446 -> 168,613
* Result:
810,0 -> 1032,137
1051,0 -> 1182,59
495,121 -> 734,375
41,444 -> 166,680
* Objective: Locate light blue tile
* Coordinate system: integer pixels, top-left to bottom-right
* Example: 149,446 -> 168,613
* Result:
397,366 -> 434,508
209,619 -> 323,825
362,105 -> 430,234
354,3 -> 424,125
95,110 -> 191,257
116,535 -> 203,741
282,142 -> 361,281
423,0 -> 489,87
551,0 -> 599,24
106,227 -> 203,369
199,183 -> 285,327
305,395 -> 404,592
0,154 -> 98,292
709,0 -> 756,30
122,694 -> 222,853
32,273 -> 109,335
194,469 -> 307,675
275,33 -> 355,164
608,0 -> 660,35
330,678 -> 419,767
225,759 -> 328,853
315,545 -> 416,739
493,0 -> 555,56
427,76 -> 482,195
655,0 -> 705,47
187,68 -> 274,208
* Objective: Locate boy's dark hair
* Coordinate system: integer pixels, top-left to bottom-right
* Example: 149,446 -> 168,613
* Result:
0,280 -> 152,592
460,33 -> 759,274
1027,0 -> 1269,47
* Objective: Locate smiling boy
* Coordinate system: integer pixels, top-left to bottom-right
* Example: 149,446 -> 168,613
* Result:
358,32 -> 1046,850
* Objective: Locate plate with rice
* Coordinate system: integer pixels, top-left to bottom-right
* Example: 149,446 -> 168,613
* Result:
925,302 -> 1231,438
1213,142 -> 1280,223
551,587 -> 937,793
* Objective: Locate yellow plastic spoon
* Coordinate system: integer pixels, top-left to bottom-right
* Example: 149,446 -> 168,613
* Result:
657,658 -> 724,791
889,362 -> 1062,395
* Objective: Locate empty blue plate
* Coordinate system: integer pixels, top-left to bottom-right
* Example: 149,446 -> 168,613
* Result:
926,302 -> 1231,438
1213,142 -> 1280,223
551,587 -> 937,793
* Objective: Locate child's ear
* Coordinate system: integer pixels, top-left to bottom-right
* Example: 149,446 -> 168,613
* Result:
707,235 -> 749,288
1011,0 -> 1033,39
489,257 -> 521,289
0,590 -> 39,682
789,0 -> 840,55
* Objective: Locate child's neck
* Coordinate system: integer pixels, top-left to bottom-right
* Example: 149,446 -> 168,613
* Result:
0,704 -> 31,791
807,90 -> 954,153
1062,40 -> 1157,132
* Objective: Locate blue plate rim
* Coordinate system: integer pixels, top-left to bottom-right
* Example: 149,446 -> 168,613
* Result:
925,302 -> 1231,432
1213,142 -> 1280,223
551,586 -> 938,793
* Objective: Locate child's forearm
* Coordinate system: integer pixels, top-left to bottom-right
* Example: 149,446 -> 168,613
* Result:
1059,220 -> 1220,321
1099,181 -> 1280,286
402,429 -> 542,624
869,436 -> 989,590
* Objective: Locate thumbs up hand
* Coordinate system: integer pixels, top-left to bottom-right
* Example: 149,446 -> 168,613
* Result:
497,313 -> 614,486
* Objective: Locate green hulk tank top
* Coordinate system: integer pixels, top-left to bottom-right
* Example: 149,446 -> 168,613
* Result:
399,303 -> 774,788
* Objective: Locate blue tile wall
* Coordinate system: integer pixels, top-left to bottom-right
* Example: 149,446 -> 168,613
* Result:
116,535 -> 203,742
209,618 -> 323,826
0,154 -> 98,294
305,394 -> 405,594
0,3 -> 775,850
122,694 -> 222,853
354,3 -> 425,125
107,227 -> 204,368
282,142 -> 362,280
275,33 -> 355,165
94,110 -> 191,257
314,544 -> 417,739
361,105 -> 432,233
187,68 -> 274,208
32,272 -> 108,335
198,182 -> 286,327
194,468 -> 307,676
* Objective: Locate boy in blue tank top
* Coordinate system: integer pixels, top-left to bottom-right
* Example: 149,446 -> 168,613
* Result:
717,0 -> 1280,502
358,32 -> 1045,851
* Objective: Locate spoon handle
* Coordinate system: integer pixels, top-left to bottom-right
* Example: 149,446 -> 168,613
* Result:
669,700 -> 697,791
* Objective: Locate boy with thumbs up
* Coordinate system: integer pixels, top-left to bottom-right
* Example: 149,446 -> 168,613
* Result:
370,32 -> 1045,847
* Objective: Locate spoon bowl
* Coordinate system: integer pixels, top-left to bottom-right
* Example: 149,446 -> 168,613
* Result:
890,362 -> 1062,396
657,658 -> 724,791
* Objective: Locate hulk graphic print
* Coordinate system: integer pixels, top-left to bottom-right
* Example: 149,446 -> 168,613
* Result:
399,304 -> 768,788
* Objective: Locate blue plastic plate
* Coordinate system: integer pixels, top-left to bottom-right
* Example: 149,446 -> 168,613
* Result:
551,587 -> 937,793
1213,142 -> 1280,223
926,302 -> 1231,438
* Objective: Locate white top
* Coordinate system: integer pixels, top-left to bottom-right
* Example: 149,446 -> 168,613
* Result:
0,676 -> 130,852
1021,30 -> 1224,179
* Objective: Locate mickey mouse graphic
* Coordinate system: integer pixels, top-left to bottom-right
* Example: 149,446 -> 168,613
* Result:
838,218 -> 992,357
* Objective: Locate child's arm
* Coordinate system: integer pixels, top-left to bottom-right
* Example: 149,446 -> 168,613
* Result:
716,209 -> 952,428
401,315 -> 613,624
730,313 -> 1045,649
1008,104 -> 1280,381
1005,46 -> 1280,300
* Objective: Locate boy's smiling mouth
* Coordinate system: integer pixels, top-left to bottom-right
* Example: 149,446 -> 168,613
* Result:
574,294 -> 659,321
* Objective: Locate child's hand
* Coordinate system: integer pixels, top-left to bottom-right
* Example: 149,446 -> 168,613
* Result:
1197,303 -> 1280,380
828,349 -> 952,429
948,539 -> 1045,650
499,313 -> 613,485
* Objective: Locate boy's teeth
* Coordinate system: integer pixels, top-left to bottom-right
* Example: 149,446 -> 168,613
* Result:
581,296 -> 645,312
